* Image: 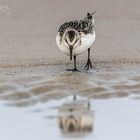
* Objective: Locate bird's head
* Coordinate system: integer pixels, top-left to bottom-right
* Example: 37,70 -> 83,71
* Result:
62,29 -> 80,60
86,11 -> 96,26
86,11 -> 96,19
87,12 -> 93,19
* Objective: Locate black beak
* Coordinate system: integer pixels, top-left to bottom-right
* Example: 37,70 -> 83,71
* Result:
91,11 -> 96,15
69,46 -> 73,60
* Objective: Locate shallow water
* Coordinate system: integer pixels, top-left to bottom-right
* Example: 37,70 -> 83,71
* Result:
0,63 -> 140,140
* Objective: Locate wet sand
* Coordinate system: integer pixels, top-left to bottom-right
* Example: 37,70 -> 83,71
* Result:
0,63 -> 140,140
0,0 -> 140,140
1,63 -> 140,106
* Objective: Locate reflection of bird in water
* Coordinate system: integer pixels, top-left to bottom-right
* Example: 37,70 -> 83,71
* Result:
56,12 -> 96,71
58,96 -> 93,136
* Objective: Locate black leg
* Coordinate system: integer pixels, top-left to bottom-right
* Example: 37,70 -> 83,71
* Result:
85,48 -> 92,70
66,56 -> 80,72
74,56 -> 76,70
73,56 -> 79,71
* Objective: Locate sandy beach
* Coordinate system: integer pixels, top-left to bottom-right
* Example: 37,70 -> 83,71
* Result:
0,0 -> 140,140
0,0 -> 140,67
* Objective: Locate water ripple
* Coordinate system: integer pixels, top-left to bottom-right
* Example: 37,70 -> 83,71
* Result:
0,64 -> 140,107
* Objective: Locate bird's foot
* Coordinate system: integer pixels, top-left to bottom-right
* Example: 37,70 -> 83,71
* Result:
85,58 -> 92,70
66,68 -> 80,72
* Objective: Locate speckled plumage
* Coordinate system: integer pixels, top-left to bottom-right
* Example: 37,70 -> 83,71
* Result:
58,18 -> 94,39
56,12 -> 96,71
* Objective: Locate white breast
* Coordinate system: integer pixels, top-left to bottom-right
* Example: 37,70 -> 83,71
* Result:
56,33 -> 69,55
56,32 -> 96,56
74,32 -> 96,55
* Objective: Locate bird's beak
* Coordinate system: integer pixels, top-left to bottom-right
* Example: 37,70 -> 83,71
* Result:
69,46 -> 73,60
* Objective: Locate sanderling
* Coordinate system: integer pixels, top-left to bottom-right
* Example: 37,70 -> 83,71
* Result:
56,12 -> 96,71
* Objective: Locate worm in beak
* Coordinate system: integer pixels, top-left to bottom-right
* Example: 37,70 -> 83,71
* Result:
69,46 -> 73,60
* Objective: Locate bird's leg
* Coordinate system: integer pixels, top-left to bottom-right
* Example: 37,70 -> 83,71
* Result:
73,55 -> 79,71
85,48 -> 92,70
66,56 -> 80,72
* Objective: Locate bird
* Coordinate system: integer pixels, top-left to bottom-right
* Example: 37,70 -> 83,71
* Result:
56,12 -> 96,71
